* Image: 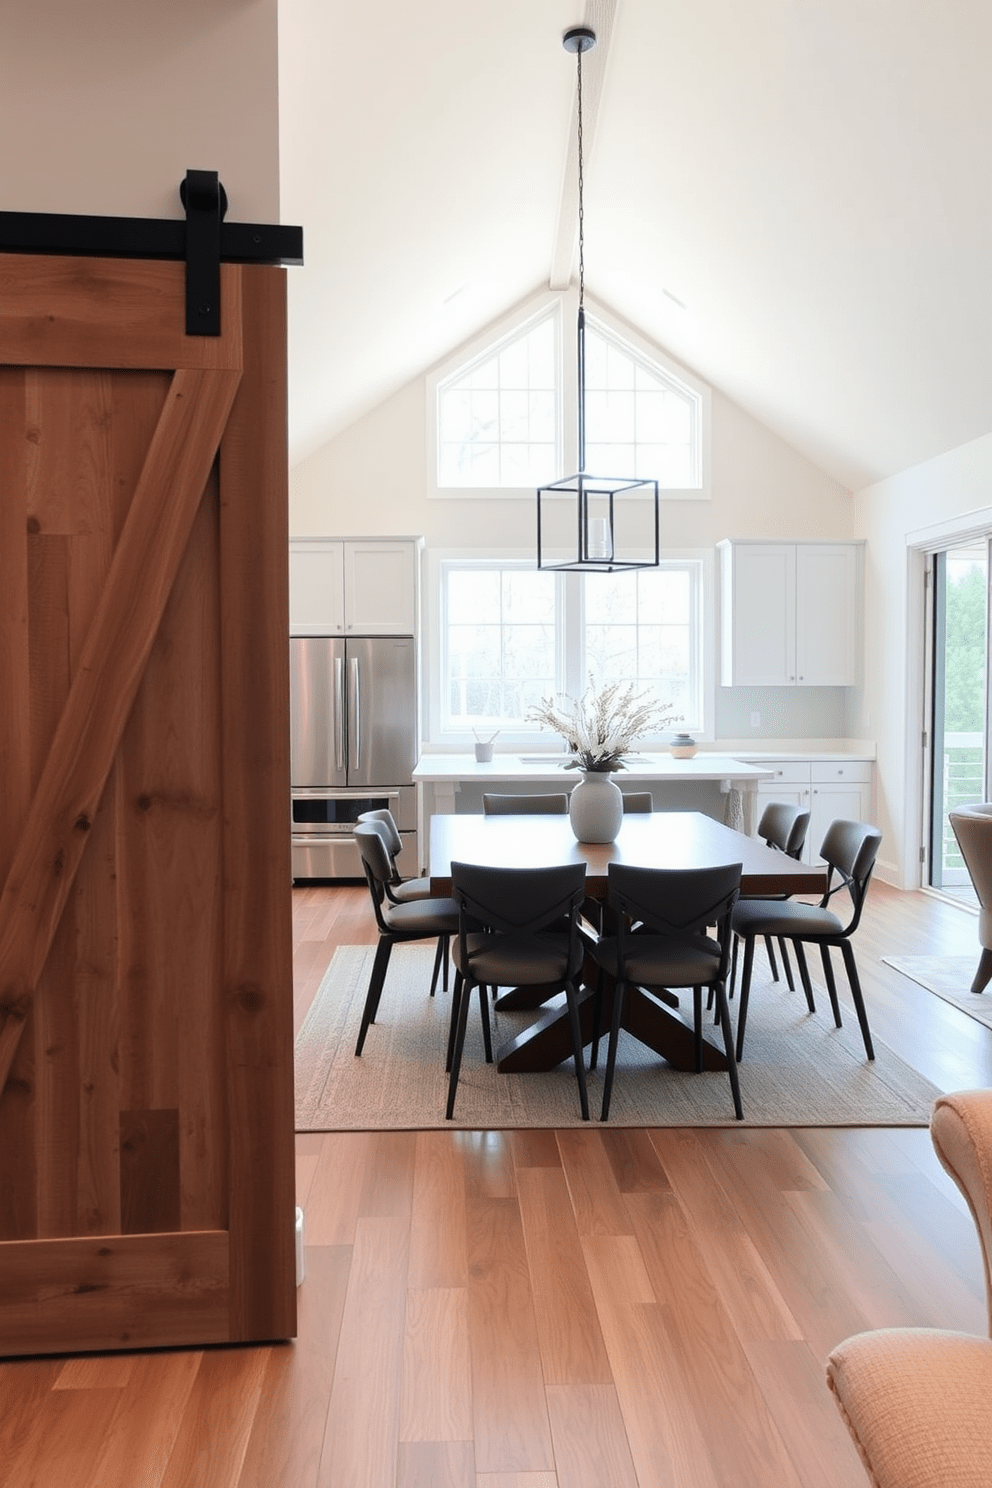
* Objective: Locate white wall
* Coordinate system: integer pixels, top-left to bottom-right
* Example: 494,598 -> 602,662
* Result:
854,432 -> 992,887
290,344 -> 856,742
0,0 -> 280,221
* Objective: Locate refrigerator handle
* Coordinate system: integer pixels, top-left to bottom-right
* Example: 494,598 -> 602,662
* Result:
349,655 -> 361,772
334,655 -> 346,773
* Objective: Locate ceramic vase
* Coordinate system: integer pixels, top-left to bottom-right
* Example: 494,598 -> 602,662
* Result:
569,770 -> 624,843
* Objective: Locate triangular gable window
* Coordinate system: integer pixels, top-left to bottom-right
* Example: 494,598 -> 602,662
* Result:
584,320 -> 701,489
437,309 -> 558,487
432,296 -> 705,494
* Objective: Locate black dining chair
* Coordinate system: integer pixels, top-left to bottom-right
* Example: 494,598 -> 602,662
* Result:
352,823 -> 459,1055
730,818 -> 882,1063
356,808 -> 449,992
729,801 -> 810,997
592,861 -> 744,1122
481,792 -> 570,814
447,860 -> 590,1121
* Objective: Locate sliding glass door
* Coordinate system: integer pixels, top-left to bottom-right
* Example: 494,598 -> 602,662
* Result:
927,541 -> 990,898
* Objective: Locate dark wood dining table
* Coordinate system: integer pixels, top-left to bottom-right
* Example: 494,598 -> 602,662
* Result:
429,810 -> 827,1074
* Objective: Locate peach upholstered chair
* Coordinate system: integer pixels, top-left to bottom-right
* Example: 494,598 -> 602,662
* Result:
826,1089 -> 992,1487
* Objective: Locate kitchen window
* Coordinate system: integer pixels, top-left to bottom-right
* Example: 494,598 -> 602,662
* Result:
432,554 -> 711,746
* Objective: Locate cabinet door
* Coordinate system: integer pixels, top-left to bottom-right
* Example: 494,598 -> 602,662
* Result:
807,782 -> 870,864
289,540 -> 345,634
722,544 -> 796,685
343,540 -> 417,634
795,545 -> 858,685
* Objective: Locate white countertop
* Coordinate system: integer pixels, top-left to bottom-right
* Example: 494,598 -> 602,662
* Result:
413,752 -> 775,783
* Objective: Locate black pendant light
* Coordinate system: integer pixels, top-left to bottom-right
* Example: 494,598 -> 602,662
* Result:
537,25 -> 660,573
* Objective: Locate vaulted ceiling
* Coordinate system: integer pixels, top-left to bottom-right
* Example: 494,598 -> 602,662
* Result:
279,0 -> 992,492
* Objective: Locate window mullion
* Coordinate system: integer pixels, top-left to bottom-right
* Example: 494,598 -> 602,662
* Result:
560,572 -> 584,696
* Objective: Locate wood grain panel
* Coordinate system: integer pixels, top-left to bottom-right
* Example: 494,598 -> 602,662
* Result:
400,1286 -> 473,1442
0,256 -> 243,371
651,1128 -> 803,1343
409,1131 -> 469,1289
119,1109 -> 181,1233
0,1230 -> 229,1355
158,1345 -> 268,1488
238,1245 -> 352,1488
514,1166 -> 612,1385
318,1214 -> 409,1488
545,1382 -> 639,1488
397,1441 -> 476,1487
742,1339 -> 868,1488
581,1233 -> 721,1488
78,1350 -> 203,1488
0,368 -> 35,1241
0,364 -> 241,1092
4,1381 -> 122,1488
625,1188 -> 805,1487
556,1129 -> 633,1237
118,483 -> 226,1225
217,265 -> 295,1341
466,1196 -> 554,1475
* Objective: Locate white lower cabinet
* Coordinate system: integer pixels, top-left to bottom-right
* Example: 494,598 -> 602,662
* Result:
753,759 -> 874,864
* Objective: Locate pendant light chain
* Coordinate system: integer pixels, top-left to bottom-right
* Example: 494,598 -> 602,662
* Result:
576,40 -> 586,314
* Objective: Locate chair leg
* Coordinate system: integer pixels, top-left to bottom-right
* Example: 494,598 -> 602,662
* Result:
693,986 -> 703,1073
446,972 -> 476,1119
840,940 -> 875,1060
445,972 -> 463,1072
793,941 -> 817,1012
713,976 -> 744,1120
356,936 -> 394,1055
819,944 -> 843,1027
589,968 -> 605,1071
429,935 -> 445,997
972,948 -> 992,994
778,937 -> 795,991
563,978 -> 590,1120
764,934 -> 780,983
478,981 -> 494,1063
600,977 -> 628,1121
735,935 -> 756,1062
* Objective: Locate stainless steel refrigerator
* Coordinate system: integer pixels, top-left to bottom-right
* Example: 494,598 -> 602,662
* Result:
290,635 -> 418,880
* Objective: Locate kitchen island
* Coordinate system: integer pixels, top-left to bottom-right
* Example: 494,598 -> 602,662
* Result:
413,752 -> 775,869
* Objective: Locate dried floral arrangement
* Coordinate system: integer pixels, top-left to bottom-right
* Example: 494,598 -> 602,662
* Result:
527,678 -> 682,772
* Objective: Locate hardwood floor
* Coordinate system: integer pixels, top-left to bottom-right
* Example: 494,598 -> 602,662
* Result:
2,880 -> 990,1486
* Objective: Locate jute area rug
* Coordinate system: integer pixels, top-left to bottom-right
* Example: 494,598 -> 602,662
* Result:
883,955 -> 992,1030
295,945 -> 939,1131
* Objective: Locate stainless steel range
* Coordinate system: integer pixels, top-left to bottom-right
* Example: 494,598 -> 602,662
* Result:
290,635 -> 418,880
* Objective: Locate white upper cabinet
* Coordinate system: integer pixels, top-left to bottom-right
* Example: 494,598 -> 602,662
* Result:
289,538 -> 419,636
718,540 -> 861,687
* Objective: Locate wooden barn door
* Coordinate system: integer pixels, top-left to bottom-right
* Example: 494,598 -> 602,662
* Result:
0,254 -> 296,1354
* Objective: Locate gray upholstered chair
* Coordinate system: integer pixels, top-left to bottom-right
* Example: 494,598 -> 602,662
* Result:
948,803 -> 992,993
620,791 -> 653,812
591,861 -> 744,1122
731,818 -> 881,1063
731,800 -> 811,992
826,1089 -> 992,1487
447,860 -> 589,1121
355,807 -> 429,903
353,823 -> 459,1054
481,792 -> 570,814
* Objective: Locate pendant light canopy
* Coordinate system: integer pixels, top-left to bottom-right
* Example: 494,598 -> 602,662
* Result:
536,26 -> 660,573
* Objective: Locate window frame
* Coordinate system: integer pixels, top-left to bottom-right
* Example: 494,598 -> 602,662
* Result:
426,288 -> 710,501
424,547 -> 715,751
